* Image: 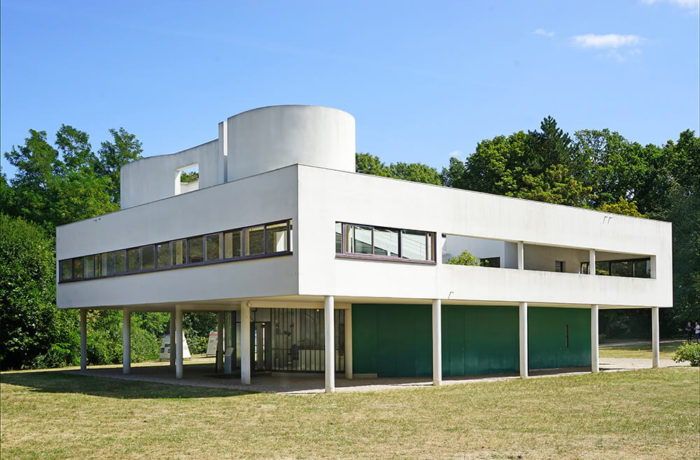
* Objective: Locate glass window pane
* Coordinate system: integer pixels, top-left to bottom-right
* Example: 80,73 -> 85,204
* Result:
401,230 -> 428,260
634,259 -> 651,278
114,250 -> 126,274
335,222 -> 343,253
156,243 -> 171,268
265,223 -> 287,254
595,261 -> 609,276
83,255 -> 95,279
73,258 -> 83,279
101,252 -> 114,276
173,240 -> 185,266
347,225 -> 372,254
60,259 -> 72,281
188,236 -> 204,263
206,234 -> 222,261
611,260 -> 633,277
141,245 -> 155,270
245,226 -> 264,256
373,227 -> 398,257
580,262 -> 589,274
224,230 -> 243,259
127,248 -> 140,272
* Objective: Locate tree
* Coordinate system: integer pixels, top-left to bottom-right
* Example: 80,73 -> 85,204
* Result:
356,153 -> 442,185
3,125 -> 143,232
95,128 -> 143,205
0,214 -> 79,370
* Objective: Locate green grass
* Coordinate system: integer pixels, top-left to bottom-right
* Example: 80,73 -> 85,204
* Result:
1,367 -> 698,459
599,340 -> 685,360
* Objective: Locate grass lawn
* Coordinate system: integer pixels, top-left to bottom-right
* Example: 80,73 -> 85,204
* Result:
599,340 -> 686,360
1,367 -> 698,459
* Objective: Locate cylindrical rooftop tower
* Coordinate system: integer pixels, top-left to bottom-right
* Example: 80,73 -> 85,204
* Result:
226,105 -> 356,182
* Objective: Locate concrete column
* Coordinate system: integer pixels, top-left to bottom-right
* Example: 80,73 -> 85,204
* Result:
216,312 -> 224,373
324,296 -> 335,393
591,305 -> 599,373
651,307 -> 660,369
517,242 -> 524,270
589,249 -> 596,275
224,311 -> 233,375
122,309 -> 131,374
175,305 -> 183,379
432,299 -> 443,386
241,302 -> 251,384
169,312 -> 176,368
519,302 -> 528,378
80,309 -> 87,371
344,307 -> 353,380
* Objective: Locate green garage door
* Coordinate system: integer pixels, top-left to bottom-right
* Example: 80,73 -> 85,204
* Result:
528,307 -> 591,369
442,306 -> 519,377
352,304 -> 432,378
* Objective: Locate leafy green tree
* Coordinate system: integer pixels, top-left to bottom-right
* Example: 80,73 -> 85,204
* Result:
0,214 -> 80,370
356,153 -> 391,177
356,153 -> 442,185
95,128 -> 143,205
598,197 -> 644,217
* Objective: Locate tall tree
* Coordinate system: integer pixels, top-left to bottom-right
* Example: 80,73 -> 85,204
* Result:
95,128 -> 143,205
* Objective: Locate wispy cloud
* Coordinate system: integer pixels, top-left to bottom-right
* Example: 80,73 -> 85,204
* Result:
448,150 -> 463,160
533,28 -> 555,38
641,0 -> 699,9
572,34 -> 643,49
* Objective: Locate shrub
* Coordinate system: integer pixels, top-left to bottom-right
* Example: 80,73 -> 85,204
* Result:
446,250 -> 480,266
673,343 -> 700,366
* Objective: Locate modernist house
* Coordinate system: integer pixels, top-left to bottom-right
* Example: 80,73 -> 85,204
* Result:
56,105 -> 673,392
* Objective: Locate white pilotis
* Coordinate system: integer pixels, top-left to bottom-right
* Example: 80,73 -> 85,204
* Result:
344,307 -> 353,380
169,312 -> 176,368
324,296 -> 335,393
175,305 -> 183,379
589,249 -> 596,275
517,242 -> 524,270
216,312 -> 224,373
80,309 -> 87,371
651,307 -> 660,369
519,302 -> 528,378
432,299 -> 442,386
241,302 -> 251,384
122,309 -> 131,374
224,311 -> 233,375
591,305 -> 599,373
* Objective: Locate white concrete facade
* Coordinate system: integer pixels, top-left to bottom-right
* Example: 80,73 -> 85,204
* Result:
56,105 -> 672,381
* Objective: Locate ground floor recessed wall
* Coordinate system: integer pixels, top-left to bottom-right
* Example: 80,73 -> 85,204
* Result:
351,304 -> 592,378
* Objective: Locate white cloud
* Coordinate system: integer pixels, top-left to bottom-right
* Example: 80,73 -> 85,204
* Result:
448,150 -> 463,159
642,0 -> 699,9
533,28 -> 555,38
572,34 -> 643,49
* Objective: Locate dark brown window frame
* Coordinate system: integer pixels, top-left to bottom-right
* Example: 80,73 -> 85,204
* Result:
335,222 -> 436,265
579,257 -> 652,278
58,219 -> 293,283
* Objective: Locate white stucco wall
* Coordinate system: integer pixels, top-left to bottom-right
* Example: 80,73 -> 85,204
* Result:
296,165 -> 673,308
57,166 -> 299,308
226,105 -> 355,182
120,140 -> 222,209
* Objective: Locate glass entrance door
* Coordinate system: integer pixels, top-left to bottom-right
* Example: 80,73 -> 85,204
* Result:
252,322 -> 271,371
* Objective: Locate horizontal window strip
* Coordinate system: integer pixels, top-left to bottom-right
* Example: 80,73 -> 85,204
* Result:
58,219 -> 293,283
335,221 -> 436,264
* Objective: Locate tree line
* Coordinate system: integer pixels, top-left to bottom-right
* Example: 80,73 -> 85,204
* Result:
1,118 -> 697,369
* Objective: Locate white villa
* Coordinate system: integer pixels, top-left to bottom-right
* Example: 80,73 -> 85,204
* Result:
56,105 -> 673,392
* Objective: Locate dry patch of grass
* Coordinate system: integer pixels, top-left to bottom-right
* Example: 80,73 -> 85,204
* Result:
1,367 -> 698,459
600,340 -> 685,360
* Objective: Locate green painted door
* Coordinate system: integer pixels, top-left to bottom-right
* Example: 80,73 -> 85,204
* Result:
528,307 -> 591,369
352,304 -> 432,378
442,306 -> 519,376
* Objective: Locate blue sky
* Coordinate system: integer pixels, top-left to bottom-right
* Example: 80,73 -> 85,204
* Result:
1,0 -> 698,178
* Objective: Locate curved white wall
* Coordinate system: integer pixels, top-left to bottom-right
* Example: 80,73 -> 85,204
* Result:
226,105 -> 355,182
